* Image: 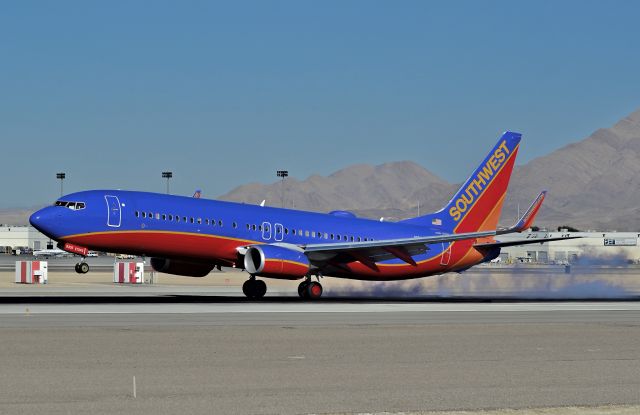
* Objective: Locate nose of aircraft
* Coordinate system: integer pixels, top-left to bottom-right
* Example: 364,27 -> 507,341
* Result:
30,206 -> 62,239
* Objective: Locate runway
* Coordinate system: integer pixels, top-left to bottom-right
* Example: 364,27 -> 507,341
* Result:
1,294 -> 640,414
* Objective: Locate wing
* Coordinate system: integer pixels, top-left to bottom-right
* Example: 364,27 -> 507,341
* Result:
303,230 -> 496,267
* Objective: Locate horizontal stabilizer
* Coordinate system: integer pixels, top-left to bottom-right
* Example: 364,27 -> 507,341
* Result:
475,235 -> 581,250
497,191 -> 546,235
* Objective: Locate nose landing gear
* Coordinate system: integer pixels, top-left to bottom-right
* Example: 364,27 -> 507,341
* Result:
75,260 -> 89,274
242,277 -> 267,299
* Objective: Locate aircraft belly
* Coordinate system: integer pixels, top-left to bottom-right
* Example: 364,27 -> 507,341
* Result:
64,231 -> 248,262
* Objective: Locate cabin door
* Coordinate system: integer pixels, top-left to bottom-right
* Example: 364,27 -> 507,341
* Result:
261,222 -> 272,240
105,195 -> 122,227
274,223 -> 284,241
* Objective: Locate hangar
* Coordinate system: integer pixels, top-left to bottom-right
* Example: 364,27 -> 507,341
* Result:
499,230 -> 640,264
0,225 -> 52,253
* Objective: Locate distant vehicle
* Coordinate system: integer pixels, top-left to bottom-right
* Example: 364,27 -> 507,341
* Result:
30,131 -> 578,299
116,254 -> 136,259
86,251 -> 99,257
490,257 -> 502,263
33,248 -> 69,258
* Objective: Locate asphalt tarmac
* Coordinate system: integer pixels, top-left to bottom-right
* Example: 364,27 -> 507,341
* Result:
1,294 -> 639,415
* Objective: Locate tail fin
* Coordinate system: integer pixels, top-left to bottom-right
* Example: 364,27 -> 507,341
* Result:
401,131 -> 521,233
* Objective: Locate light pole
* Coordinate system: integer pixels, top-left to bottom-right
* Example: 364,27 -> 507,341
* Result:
56,172 -> 66,197
276,170 -> 288,208
162,171 -> 173,194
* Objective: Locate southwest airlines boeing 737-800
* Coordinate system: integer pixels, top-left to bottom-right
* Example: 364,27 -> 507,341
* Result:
30,132 -> 571,299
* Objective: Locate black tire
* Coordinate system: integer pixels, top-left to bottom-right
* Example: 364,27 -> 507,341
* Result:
254,280 -> 267,299
298,281 -> 309,298
306,282 -> 323,299
79,262 -> 90,274
242,280 -> 253,298
75,263 -> 81,274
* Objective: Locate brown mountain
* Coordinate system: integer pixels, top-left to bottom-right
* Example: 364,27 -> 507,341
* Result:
504,108 -> 640,230
219,161 -> 457,220
0,208 -> 38,226
221,108 -> 640,230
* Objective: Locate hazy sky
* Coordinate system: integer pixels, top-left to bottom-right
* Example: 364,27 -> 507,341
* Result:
1,1 -> 639,208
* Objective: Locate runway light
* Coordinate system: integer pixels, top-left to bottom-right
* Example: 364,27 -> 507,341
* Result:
56,172 -> 66,197
277,170 -> 289,208
162,171 -> 173,194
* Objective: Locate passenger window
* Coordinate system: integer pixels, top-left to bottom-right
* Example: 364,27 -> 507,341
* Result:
357,237 -> 361,242
330,234 -> 334,240
148,212 -> 153,219
169,214 -> 173,221
311,231 -> 316,238
183,216 -> 187,222
176,216 -> 180,222
142,212 -> 147,218
292,229 -> 296,235
246,224 -> 250,230
324,233 -> 328,239
350,236 -> 354,242
190,217 -> 194,224
205,219 -> 209,225
305,230 -> 310,237
232,222 -> 237,229
219,220 -> 223,227
155,213 -> 160,220
197,218 -> 202,224
285,228 -> 289,234
135,211 -> 139,218
252,224 -> 256,231
162,214 -> 166,220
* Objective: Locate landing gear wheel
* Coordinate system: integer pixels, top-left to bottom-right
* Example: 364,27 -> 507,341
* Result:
254,279 -> 267,298
306,281 -> 323,300
75,263 -> 81,274
79,262 -> 90,274
298,281 -> 309,298
243,278 -> 267,299
242,280 -> 252,298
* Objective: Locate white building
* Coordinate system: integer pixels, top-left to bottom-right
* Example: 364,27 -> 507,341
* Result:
0,225 -> 52,253
499,231 -> 640,264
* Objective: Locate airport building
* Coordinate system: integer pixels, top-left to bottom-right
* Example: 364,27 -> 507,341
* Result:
499,231 -> 640,264
0,225 -> 52,253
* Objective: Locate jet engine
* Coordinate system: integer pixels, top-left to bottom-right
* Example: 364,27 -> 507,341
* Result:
150,258 -> 214,277
244,244 -> 310,279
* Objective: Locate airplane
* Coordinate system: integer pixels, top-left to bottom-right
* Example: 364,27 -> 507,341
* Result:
33,248 -> 70,258
29,131 -> 575,299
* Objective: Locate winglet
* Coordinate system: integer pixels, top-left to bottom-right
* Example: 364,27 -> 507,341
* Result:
499,191 -> 546,234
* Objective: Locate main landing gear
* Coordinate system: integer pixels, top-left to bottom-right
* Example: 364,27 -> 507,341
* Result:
75,260 -> 89,274
242,277 -> 267,299
298,280 -> 323,300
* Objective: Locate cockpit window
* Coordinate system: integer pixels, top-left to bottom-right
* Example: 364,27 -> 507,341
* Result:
54,200 -> 86,210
